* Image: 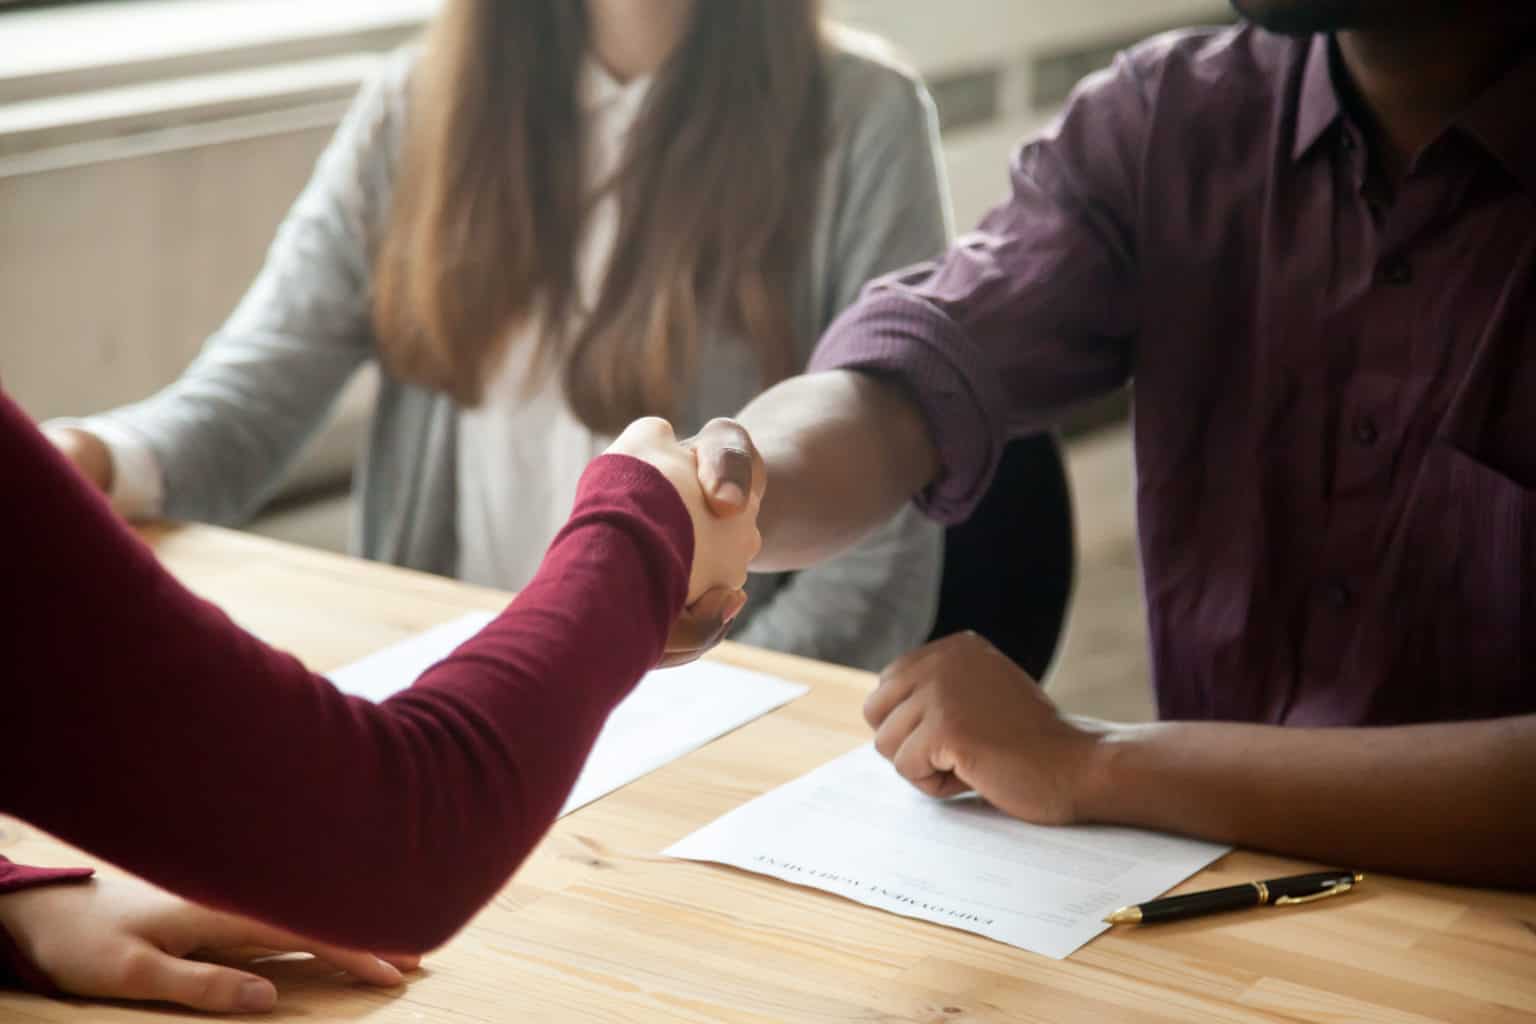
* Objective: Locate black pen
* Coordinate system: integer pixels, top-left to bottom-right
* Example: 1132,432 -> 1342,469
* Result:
1103,870 -> 1363,925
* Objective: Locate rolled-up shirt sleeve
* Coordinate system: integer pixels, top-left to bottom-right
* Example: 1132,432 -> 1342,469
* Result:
809,49 -> 1151,523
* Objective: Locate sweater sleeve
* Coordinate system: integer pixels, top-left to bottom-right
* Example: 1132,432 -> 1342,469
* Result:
0,859 -> 94,897
72,50 -> 413,526
1,391 -> 691,953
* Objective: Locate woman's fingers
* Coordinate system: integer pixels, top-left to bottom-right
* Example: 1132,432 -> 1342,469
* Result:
95,942 -> 278,1013
285,943 -> 405,987
315,949 -> 405,986
659,588 -> 748,666
382,952 -> 423,972
613,416 -> 677,445
203,914 -> 410,987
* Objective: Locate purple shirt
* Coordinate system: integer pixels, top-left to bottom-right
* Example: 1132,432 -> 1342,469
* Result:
811,26 -> 1536,727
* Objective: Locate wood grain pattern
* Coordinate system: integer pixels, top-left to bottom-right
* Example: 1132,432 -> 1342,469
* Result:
4,524 -> 1533,1022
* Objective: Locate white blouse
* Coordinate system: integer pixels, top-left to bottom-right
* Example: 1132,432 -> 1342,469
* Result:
455,60 -> 651,589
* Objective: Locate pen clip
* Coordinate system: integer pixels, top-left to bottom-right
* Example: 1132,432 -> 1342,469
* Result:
1273,879 -> 1356,906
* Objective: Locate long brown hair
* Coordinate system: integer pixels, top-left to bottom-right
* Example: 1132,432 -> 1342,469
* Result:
373,0 -> 828,434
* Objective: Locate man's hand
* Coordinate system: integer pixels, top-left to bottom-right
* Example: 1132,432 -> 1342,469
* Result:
871,636 -> 1536,886
864,631 -> 1106,824
684,416 -> 765,519
0,873 -> 418,1013
656,418 -> 766,666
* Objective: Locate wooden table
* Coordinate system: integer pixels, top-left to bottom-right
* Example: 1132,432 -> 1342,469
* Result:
4,525 -> 1534,1022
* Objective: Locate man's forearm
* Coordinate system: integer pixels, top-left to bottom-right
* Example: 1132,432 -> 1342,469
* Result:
736,371 -> 938,571
1080,714 -> 1536,888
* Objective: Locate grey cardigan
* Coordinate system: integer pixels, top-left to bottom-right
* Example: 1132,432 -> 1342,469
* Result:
95,39 -> 953,671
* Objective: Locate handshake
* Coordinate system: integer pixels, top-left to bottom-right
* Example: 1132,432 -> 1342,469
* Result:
603,417 -> 766,666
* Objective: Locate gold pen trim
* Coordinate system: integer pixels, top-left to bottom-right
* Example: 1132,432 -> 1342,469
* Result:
1102,905 -> 1142,925
1103,872 -> 1363,924
1274,878 -> 1358,906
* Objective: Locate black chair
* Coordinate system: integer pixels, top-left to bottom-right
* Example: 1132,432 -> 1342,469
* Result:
928,433 -> 1075,679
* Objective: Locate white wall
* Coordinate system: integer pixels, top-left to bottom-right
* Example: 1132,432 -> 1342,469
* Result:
0,0 -> 1226,535
3,119 -> 337,418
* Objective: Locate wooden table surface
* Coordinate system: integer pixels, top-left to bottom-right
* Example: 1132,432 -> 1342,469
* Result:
4,524 -> 1534,1022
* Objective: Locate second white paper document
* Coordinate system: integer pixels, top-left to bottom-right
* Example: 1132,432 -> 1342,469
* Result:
668,744 -> 1228,959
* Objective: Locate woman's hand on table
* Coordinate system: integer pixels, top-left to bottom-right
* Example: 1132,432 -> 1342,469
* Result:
0,873 -> 417,1013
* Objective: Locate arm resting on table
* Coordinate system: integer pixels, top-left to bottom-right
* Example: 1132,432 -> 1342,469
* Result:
1081,714 -> 1536,888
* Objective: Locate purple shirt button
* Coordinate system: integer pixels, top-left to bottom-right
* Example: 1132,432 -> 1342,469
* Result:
1321,580 -> 1354,610
1378,257 -> 1413,285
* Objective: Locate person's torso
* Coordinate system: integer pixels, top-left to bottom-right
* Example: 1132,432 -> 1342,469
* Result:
1127,28 -> 1536,725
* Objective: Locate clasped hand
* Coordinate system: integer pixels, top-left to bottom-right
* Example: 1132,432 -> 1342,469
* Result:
604,416 -> 767,665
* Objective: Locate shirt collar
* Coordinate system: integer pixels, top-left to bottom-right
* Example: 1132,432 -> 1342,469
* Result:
1292,32 -> 1536,196
1291,34 -> 1341,162
1457,42 -> 1536,198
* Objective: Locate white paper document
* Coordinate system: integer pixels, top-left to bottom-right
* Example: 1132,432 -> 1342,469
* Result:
667,744 -> 1229,959
328,612 -> 807,816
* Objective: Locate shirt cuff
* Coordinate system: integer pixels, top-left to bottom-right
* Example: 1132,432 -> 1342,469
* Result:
809,290 -> 1011,525
0,859 -> 94,895
44,417 -> 166,520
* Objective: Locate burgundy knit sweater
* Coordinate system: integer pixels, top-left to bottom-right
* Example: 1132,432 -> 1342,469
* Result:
0,389 -> 692,988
